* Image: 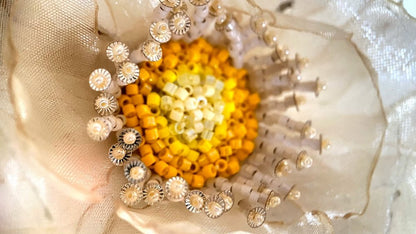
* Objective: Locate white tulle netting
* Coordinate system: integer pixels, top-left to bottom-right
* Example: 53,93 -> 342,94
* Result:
0,0 -> 415,233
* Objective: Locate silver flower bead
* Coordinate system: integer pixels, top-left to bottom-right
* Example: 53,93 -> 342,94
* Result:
204,193 -> 225,219
94,93 -> 118,116
117,62 -> 140,84
124,159 -> 148,184
141,40 -> 163,62
117,128 -> 143,151
164,176 -> 189,202
89,68 -> 112,92
120,183 -> 143,207
184,190 -> 206,213
150,21 -> 172,43
189,0 -> 211,6
142,181 -> 164,205
247,207 -> 266,228
159,0 -> 181,8
86,117 -> 112,141
108,143 -> 131,166
106,41 -> 129,63
169,11 -> 191,35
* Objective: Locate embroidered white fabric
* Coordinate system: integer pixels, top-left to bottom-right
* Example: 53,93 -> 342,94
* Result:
0,0 -> 414,233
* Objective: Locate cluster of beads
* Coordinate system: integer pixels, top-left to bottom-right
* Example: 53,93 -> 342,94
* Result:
86,0 -> 329,229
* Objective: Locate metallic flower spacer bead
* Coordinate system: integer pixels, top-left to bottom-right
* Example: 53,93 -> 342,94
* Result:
274,159 -> 291,177
247,207 -> 267,228
159,0 -> 181,8
164,176 -> 189,202
120,183 -> 143,207
106,41 -> 129,63
169,11 -> 191,35
218,190 -> 234,212
149,21 -> 172,43
87,117 -> 112,141
250,14 -> 268,35
109,142 -> 132,166
141,40 -> 163,62
286,186 -> 301,201
89,68 -> 112,92
296,151 -> 313,170
118,128 -> 143,151
124,159 -> 149,183
142,181 -> 165,205
209,0 -> 224,17
264,191 -> 280,210
204,193 -> 225,219
117,62 -> 140,84
184,190 -> 207,213
189,0 -> 211,6
94,93 -> 118,116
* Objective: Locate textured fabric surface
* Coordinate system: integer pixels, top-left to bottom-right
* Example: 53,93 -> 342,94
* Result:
0,0 -> 414,233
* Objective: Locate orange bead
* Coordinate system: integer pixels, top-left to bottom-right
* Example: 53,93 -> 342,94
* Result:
189,161 -> 200,174
177,169 -> 184,177
151,140 -> 166,154
236,69 -> 248,79
136,105 -> 152,118
118,95 -> 132,107
217,49 -> 229,62
191,174 -> 205,188
248,93 -> 261,107
126,84 -> 139,96
242,140 -> 255,153
235,150 -> 249,161
126,116 -> 139,127
131,94 -> 145,105
234,89 -> 249,104
139,144 -> 153,157
218,171 -> 231,178
215,159 -> 228,172
246,118 -> 258,129
178,158 -> 192,171
233,124 -> 247,138
201,164 -> 217,179
163,54 -> 179,69
164,166 -> 178,179
231,109 -> 244,120
219,145 -> 233,157
141,115 -> 157,129
206,148 -> 220,163
197,154 -> 210,167
169,156 -> 181,168
154,160 -> 169,176
226,160 -> 240,175
246,128 -> 258,140
134,126 -> 144,136
122,104 -> 136,118
139,82 -> 152,96
183,172 -> 193,185
229,138 -> 242,150
141,153 -> 157,167
139,68 -> 150,82
158,148 -> 174,162
145,127 -> 159,143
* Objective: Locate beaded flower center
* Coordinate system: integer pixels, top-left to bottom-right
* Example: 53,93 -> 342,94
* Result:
117,39 -> 259,188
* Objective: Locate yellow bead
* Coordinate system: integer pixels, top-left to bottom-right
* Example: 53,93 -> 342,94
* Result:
145,127 -> 159,143
169,140 -> 185,155
183,172 -> 193,185
197,154 -> 210,167
158,127 -> 170,139
235,149 -> 249,161
139,144 -> 153,157
186,150 -> 200,162
163,54 -> 179,69
179,158 -> 192,171
141,115 -> 157,129
230,138 -> 242,150
224,102 -> 236,115
147,92 -> 161,108
126,84 -> 139,96
201,164 -> 217,179
136,105 -> 152,118
198,140 -> 212,153
188,140 -> 199,150
158,148 -> 174,162
154,160 -> 169,176
155,116 -> 168,128
118,95 -> 132,107
224,78 -> 237,90
141,153 -> 157,167
126,116 -> 139,127
206,148 -> 220,163
242,139 -> 255,153
162,69 -> 177,83
179,144 -> 190,157
131,94 -> 144,105
222,90 -> 234,101
226,160 -> 240,175
210,136 -> 221,147
122,104 -> 137,118
139,82 -> 152,96
219,146 -> 233,157
215,159 -> 228,172
164,166 -> 178,179
151,140 -> 166,154
214,124 -> 227,140
191,174 -> 205,188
